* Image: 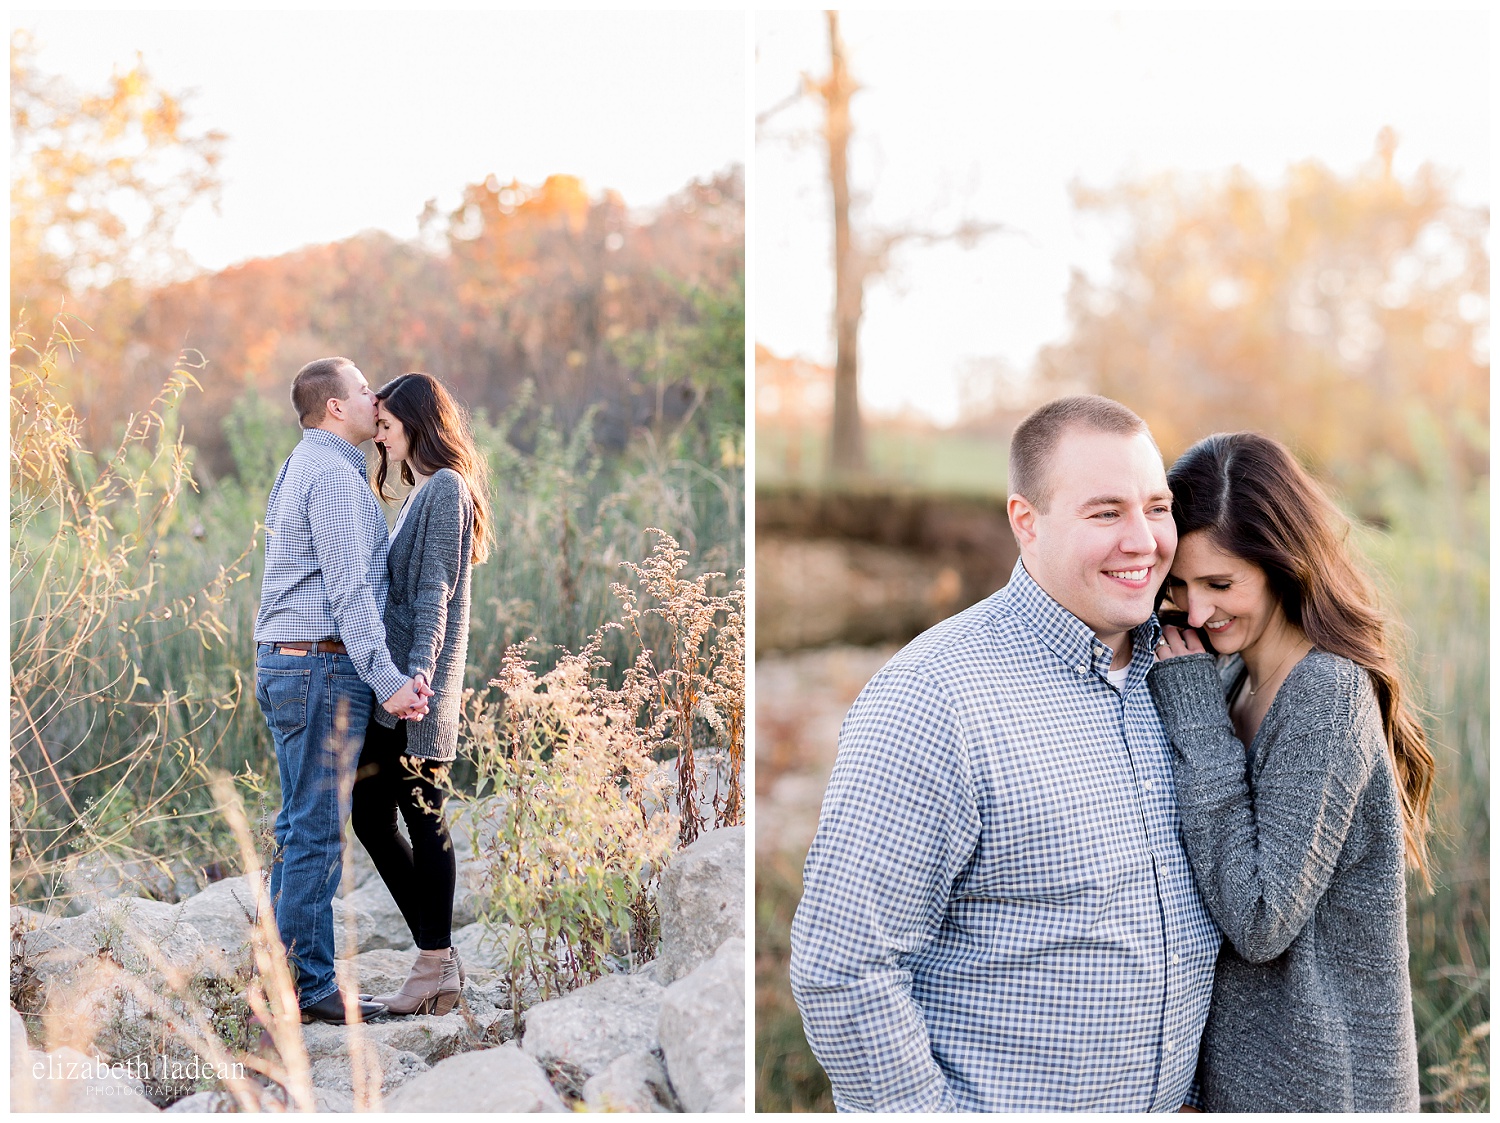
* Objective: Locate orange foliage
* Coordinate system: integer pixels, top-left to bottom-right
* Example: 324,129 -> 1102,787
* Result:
1036,131 -> 1488,503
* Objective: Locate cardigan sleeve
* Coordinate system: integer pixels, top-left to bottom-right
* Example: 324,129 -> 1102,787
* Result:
403,471 -> 469,683
1147,652 -> 1380,964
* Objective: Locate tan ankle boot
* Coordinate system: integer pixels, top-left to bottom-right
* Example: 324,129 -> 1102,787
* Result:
375,948 -> 460,1016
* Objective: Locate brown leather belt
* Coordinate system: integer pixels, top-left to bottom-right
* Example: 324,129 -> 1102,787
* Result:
265,639 -> 346,656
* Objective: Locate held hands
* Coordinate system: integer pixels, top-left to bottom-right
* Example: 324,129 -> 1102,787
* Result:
382,673 -> 435,720
1155,624 -> 1207,663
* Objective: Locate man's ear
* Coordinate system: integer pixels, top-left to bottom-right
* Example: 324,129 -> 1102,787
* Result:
1008,493 -> 1039,549
324,395 -> 345,422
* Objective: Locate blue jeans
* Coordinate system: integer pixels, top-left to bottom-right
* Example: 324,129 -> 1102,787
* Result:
255,644 -> 374,1008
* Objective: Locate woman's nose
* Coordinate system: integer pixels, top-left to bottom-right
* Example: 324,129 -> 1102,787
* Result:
1185,592 -> 1214,629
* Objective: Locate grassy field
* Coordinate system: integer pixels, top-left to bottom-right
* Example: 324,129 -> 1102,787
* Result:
11,352 -> 744,908
753,430 -> 1489,1113
757,421 -> 1009,496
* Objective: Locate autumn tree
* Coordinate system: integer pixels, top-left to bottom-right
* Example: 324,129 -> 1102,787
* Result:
1036,129 -> 1488,509
117,169 -> 743,478
10,28 -> 224,442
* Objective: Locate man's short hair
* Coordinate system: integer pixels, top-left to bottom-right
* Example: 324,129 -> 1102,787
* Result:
1009,395 -> 1152,511
291,357 -> 356,428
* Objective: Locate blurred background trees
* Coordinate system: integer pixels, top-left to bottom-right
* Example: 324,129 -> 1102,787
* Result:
11,29 -> 744,480
1032,128 -> 1487,515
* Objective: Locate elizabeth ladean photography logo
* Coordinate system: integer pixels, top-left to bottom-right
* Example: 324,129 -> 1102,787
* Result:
33,1052 -> 246,1093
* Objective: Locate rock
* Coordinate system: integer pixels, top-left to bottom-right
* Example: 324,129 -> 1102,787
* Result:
658,937 -> 745,1112
521,972 -> 664,1079
19,897 -> 244,1081
314,1086 -> 353,1112
337,879 -> 414,955
452,920 -> 512,975
62,853 -> 202,909
25,896 -> 217,978
361,1011 -> 475,1064
14,1045 -> 160,1112
452,859 -> 485,929
343,832 -> 380,890
382,1044 -> 567,1112
298,1022 -> 430,1097
174,875 -> 263,960
456,978 -> 519,1043
338,947 -> 418,997
642,755 -> 736,825
11,903 -> 60,933
581,1049 -> 676,1112
706,1082 -> 746,1112
656,827 -> 745,983
162,1089 -> 232,1111
162,1087 -> 283,1112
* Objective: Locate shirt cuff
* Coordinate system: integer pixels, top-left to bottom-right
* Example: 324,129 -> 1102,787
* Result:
371,665 -> 409,704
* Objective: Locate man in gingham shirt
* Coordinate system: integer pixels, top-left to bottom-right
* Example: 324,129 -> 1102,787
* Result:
253,357 -> 432,1023
791,396 -> 1221,1111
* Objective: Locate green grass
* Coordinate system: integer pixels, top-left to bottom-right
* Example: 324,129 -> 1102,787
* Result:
757,422 -> 1009,496
755,850 -> 833,1113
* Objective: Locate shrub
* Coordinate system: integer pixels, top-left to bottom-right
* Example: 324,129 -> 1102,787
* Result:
458,531 -> 745,1010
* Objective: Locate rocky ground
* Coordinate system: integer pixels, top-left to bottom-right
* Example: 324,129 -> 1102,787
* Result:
11,825 -> 745,1113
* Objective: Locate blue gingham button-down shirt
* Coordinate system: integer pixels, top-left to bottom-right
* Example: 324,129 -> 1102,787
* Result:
790,559 -> 1221,1112
253,428 -> 407,703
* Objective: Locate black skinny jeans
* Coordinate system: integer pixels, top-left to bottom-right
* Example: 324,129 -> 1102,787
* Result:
350,716 -> 455,950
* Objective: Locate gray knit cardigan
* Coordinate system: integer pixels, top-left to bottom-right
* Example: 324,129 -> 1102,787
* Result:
1146,649 -> 1419,1112
372,468 -> 473,761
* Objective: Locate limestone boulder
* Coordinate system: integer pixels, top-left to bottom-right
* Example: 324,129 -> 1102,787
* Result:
298,1023 -> 429,1099
174,875 -> 263,960
452,920 -> 512,975
658,937 -> 745,1112
13,1044 -> 160,1112
581,1049 -> 676,1112
382,1044 -> 567,1112
337,881 -> 414,953
521,972 -> 665,1079
706,1082 -> 746,1111
338,947 -> 418,997
655,827 -> 745,983
361,1011 -> 475,1064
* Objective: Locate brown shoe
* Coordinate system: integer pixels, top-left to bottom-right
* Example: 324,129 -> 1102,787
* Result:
373,948 -> 460,1016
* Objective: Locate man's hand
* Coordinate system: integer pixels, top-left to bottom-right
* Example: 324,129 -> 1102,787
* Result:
1155,623 -> 1207,663
382,676 -> 432,721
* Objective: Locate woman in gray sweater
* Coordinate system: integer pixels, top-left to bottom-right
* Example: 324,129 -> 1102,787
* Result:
1146,432 -> 1431,1112
351,372 -> 493,1016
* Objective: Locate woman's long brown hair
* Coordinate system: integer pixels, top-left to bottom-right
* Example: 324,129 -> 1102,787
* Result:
1167,431 -> 1434,884
374,372 -> 495,565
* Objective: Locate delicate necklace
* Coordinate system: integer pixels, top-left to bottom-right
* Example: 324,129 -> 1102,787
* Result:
1247,642 -> 1305,696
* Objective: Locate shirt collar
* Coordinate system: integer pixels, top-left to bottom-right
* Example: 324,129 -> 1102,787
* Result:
301,427 -> 370,478
998,557 -> 1164,688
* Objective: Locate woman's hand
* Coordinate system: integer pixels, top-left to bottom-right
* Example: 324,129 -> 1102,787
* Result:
1155,624 -> 1206,663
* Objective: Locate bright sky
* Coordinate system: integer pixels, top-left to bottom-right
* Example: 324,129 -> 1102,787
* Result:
16,10 -> 746,273
756,10 -> 1489,425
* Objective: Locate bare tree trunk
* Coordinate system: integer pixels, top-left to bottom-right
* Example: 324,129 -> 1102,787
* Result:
823,10 -> 865,477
